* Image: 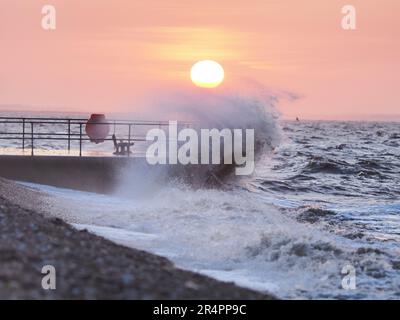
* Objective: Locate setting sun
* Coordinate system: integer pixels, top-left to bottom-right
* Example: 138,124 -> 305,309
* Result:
190,60 -> 225,88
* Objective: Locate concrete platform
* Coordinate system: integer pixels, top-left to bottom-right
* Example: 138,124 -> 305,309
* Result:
0,153 -> 232,194
0,155 -> 140,193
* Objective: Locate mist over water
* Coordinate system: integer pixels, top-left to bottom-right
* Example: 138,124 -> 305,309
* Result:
133,88 -> 283,156
114,89 -> 283,190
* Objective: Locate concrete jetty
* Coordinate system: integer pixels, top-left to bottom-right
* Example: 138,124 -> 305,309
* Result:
0,155 -> 138,193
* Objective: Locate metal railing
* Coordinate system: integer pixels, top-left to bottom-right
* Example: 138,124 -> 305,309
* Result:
0,116 -> 177,157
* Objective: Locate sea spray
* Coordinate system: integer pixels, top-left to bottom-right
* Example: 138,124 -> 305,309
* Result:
114,88 -> 283,196
145,121 -> 256,175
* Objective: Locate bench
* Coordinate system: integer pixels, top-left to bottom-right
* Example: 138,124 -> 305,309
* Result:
112,134 -> 134,156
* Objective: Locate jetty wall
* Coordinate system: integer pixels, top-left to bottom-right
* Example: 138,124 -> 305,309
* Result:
0,155 -> 139,193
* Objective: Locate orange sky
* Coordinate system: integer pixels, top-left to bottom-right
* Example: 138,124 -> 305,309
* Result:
0,0 -> 399,120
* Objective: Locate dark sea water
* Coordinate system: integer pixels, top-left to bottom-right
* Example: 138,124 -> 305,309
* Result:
253,121 -> 400,240
3,113 -> 400,299
244,121 -> 400,298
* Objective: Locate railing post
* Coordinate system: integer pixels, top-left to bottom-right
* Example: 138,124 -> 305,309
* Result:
67,119 -> 71,152
128,124 -> 131,157
79,123 -> 82,157
30,122 -> 34,156
22,118 -> 25,150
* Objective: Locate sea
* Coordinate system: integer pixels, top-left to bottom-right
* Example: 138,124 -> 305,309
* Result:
1,108 -> 399,299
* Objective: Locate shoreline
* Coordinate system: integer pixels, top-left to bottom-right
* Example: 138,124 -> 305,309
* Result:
0,178 -> 275,299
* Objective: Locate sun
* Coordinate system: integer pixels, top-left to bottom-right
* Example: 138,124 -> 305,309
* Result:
190,60 -> 224,88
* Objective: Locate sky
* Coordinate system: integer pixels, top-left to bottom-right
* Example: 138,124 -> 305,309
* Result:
0,0 -> 399,120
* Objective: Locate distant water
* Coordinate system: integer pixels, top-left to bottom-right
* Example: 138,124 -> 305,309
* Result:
12,119 -> 400,299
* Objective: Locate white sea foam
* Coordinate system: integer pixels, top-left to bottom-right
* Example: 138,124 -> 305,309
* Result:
19,181 -> 400,299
